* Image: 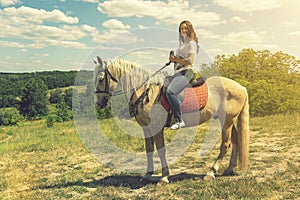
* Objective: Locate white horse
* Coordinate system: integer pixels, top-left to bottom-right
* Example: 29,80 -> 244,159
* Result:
94,56 -> 249,183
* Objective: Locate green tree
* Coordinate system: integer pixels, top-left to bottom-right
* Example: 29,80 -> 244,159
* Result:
55,97 -> 72,122
49,89 -> 63,104
19,78 -> 49,119
0,95 -> 18,108
215,48 -> 300,116
64,88 -> 74,108
0,108 -> 23,126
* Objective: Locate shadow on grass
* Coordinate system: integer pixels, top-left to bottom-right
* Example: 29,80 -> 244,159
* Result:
38,173 -> 209,190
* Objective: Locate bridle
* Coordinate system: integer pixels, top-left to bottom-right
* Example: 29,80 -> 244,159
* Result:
95,55 -> 173,98
94,67 -> 119,96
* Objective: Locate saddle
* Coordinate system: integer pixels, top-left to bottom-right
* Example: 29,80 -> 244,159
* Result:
161,76 -> 208,113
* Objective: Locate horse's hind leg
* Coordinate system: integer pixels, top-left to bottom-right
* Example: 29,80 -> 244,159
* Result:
223,125 -> 238,176
204,122 -> 233,181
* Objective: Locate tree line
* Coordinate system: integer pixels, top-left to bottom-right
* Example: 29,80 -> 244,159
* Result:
0,70 -> 92,108
214,48 -> 300,116
0,70 -> 95,126
0,48 -> 299,126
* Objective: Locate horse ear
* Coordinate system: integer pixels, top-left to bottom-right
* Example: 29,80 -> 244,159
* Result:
97,56 -> 104,69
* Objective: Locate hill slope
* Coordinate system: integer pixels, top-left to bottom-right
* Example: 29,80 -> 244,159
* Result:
0,114 -> 299,199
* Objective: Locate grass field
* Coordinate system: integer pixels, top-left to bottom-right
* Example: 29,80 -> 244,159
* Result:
0,114 -> 299,199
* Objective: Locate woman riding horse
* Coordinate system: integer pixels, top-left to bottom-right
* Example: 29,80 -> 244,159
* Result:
167,20 -> 199,130
94,55 -> 249,184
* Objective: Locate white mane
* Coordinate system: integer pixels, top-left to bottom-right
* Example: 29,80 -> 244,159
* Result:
108,59 -> 166,98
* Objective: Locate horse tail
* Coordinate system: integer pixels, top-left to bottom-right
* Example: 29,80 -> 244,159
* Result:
237,87 -> 249,170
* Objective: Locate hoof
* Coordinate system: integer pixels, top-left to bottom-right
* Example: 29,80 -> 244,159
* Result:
157,176 -> 169,186
222,169 -> 238,176
203,172 -> 215,181
140,173 -> 154,183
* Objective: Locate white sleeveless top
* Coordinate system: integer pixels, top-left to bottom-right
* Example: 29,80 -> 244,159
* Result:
174,39 -> 197,72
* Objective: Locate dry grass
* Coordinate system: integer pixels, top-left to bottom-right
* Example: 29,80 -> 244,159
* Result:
0,114 -> 299,199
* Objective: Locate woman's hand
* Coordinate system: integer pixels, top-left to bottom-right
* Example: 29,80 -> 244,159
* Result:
169,54 -> 177,63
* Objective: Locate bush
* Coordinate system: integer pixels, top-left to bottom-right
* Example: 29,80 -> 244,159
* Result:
55,98 -> 73,122
0,107 -> 23,126
19,78 -> 49,119
46,114 -> 57,128
46,98 -> 73,128
49,89 -> 63,104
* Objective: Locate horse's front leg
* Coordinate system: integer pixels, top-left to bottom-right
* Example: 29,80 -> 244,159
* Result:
154,129 -> 169,184
140,126 -> 156,182
142,136 -> 154,181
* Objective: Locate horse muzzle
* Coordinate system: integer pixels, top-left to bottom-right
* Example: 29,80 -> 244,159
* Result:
95,96 -> 109,109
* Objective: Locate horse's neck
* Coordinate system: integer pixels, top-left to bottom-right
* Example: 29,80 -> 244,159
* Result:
109,60 -> 164,100
124,70 -> 152,100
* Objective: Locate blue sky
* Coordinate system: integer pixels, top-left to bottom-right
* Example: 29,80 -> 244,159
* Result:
0,0 -> 299,72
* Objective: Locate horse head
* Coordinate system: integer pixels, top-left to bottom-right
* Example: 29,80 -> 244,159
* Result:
94,56 -> 118,109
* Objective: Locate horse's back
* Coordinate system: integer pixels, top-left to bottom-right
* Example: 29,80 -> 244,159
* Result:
206,76 -> 247,97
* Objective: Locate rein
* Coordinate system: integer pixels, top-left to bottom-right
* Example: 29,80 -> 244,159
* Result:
138,61 -> 171,89
95,61 -> 171,97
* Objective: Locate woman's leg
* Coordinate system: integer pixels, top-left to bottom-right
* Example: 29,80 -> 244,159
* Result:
166,72 -> 191,122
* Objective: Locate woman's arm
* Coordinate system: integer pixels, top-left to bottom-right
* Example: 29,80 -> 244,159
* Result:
169,53 -> 195,66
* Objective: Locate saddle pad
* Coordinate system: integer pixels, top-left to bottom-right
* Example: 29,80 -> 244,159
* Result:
162,82 -> 208,113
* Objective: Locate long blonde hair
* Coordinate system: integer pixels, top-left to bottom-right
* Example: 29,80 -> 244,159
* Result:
179,20 -> 199,53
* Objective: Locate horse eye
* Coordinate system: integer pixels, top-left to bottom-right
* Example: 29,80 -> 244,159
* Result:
98,73 -> 105,81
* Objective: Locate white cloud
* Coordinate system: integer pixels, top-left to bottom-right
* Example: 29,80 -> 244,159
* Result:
33,60 -> 42,64
213,0 -> 281,12
0,40 -> 25,48
220,31 -> 266,48
97,0 -> 222,27
102,19 -> 131,30
88,19 -> 137,44
138,25 -> 147,29
230,16 -> 246,23
96,29 -> 139,44
198,29 -> 221,39
1,6 -> 78,24
207,48 -> 223,56
288,31 -> 300,36
33,53 -> 50,57
250,44 -> 280,51
81,24 -> 97,32
50,40 -> 88,49
82,0 -> 98,2
75,0 -> 98,3
0,6 -> 99,49
281,21 -> 297,28
219,31 -> 280,52
0,0 -> 19,7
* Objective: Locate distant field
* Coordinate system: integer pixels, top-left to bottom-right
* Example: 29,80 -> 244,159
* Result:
0,114 -> 299,199
48,86 -> 87,93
